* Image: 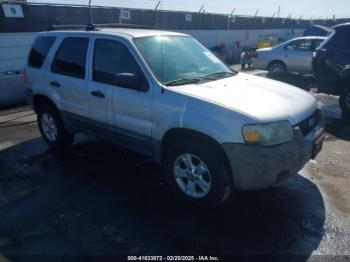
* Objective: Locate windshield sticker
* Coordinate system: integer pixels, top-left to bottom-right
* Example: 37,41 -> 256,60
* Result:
203,51 -> 221,64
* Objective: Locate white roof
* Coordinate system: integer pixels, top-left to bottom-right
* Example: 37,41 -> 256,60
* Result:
39,28 -> 187,39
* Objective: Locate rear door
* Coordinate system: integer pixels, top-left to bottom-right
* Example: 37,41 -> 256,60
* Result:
48,35 -> 92,123
283,39 -> 314,73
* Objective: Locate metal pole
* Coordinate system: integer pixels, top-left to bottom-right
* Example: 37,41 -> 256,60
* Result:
198,5 -> 204,30
253,9 -> 259,29
227,8 -> 236,30
270,12 -> 276,29
277,6 -> 280,18
88,0 -> 93,24
298,15 -> 303,26
155,1 -> 160,29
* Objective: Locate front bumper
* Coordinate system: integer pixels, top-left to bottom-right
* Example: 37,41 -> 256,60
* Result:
222,119 -> 325,191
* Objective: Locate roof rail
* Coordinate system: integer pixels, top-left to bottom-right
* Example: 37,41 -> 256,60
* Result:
47,24 -> 88,31
48,23 -> 148,31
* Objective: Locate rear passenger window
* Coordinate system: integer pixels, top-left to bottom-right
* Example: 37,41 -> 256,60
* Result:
28,36 -> 56,68
51,37 -> 89,79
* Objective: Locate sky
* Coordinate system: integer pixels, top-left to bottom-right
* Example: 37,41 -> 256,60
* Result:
28,0 -> 350,19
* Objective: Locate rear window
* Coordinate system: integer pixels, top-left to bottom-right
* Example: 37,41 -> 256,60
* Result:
28,36 -> 56,68
51,37 -> 89,79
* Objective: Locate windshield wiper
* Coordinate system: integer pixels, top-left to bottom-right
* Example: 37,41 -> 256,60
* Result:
164,78 -> 201,86
203,71 -> 235,79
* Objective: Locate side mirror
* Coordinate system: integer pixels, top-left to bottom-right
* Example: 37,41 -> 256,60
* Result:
115,73 -> 140,90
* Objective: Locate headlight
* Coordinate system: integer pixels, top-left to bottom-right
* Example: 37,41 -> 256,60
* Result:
242,121 -> 294,146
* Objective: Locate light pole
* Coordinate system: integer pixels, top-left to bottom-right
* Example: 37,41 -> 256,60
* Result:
88,0 -> 93,24
198,5 -> 204,30
270,12 -> 276,29
155,1 -> 161,29
253,9 -> 259,29
227,8 -> 236,30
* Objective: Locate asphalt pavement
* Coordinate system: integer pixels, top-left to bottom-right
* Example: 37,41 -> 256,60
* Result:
0,70 -> 349,260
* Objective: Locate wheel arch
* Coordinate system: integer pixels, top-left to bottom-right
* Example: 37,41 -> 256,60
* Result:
160,128 -> 232,174
33,94 -> 59,113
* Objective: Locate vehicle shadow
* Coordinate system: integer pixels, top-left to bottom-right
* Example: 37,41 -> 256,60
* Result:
266,72 -> 316,91
0,138 -> 326,258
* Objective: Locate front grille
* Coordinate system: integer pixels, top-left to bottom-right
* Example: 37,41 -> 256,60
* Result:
296,110 -> 321,136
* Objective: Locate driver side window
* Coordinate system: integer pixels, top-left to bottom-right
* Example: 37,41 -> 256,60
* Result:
93,39 -> 144,87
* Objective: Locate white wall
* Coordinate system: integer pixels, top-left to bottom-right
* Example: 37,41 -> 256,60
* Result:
0,33 -> 36,107
177,29 -> 304,48
0,33 -> 36,73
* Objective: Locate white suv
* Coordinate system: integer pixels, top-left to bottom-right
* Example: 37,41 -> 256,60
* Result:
25,25 -> 325,206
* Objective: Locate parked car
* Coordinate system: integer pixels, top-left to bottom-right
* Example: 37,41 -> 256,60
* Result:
255,36 -> 289,49
254,36 -> 326,74
313,23 -> 350,117
25,25 -> 325,206
303,25 -> 333,37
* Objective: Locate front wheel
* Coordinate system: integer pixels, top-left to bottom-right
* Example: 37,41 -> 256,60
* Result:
37,105 -> 74,150
164,140 -> 232,206
339,87 -> 350,118
268,61 -> 287,74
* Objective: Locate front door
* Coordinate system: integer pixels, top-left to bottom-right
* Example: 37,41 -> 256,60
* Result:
283,39 -> 313,73
89,37 -> 153,152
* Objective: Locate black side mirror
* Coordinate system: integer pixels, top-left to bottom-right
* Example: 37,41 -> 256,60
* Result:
115,73 -> 140,90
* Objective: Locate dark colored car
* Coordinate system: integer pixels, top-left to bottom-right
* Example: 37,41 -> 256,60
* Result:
313,23 -> 350,117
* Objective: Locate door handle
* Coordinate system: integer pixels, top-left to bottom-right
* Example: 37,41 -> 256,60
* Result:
50,81 -> 61,87
91,90 -> 105,98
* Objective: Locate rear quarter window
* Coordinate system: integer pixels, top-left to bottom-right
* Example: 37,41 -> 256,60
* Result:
28,36 -> 56,68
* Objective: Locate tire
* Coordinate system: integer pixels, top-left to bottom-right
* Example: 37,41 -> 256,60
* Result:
268,61 -> 287,74
339,87 -> 350,118
164,140 -> 232,207
37,104 -> 74,150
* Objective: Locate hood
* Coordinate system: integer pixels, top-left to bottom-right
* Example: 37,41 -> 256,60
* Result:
171,73 -> 317,125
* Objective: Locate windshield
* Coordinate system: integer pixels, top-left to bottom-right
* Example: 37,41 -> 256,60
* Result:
134,35 -> 234,86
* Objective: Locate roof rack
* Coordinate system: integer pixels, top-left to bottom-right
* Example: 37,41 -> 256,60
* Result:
48,23 -> 148,31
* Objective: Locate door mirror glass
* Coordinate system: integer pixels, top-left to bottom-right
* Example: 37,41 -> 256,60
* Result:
115,73 -> 141,90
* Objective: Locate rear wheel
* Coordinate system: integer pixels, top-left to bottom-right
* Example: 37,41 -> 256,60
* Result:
268,61 -> 287,74
37,105 -> 74,150
339,87 -> 350,117
164,140 -> 232,206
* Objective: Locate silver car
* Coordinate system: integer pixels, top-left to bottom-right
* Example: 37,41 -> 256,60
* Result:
25,26 -> 325,206
254,36 -> 326,74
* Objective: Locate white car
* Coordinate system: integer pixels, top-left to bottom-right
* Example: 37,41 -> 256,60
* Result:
254,36 -> 326,74
25,25 -> 325,206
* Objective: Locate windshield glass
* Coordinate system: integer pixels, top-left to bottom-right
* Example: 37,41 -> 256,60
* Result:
134,35 -> 233,86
